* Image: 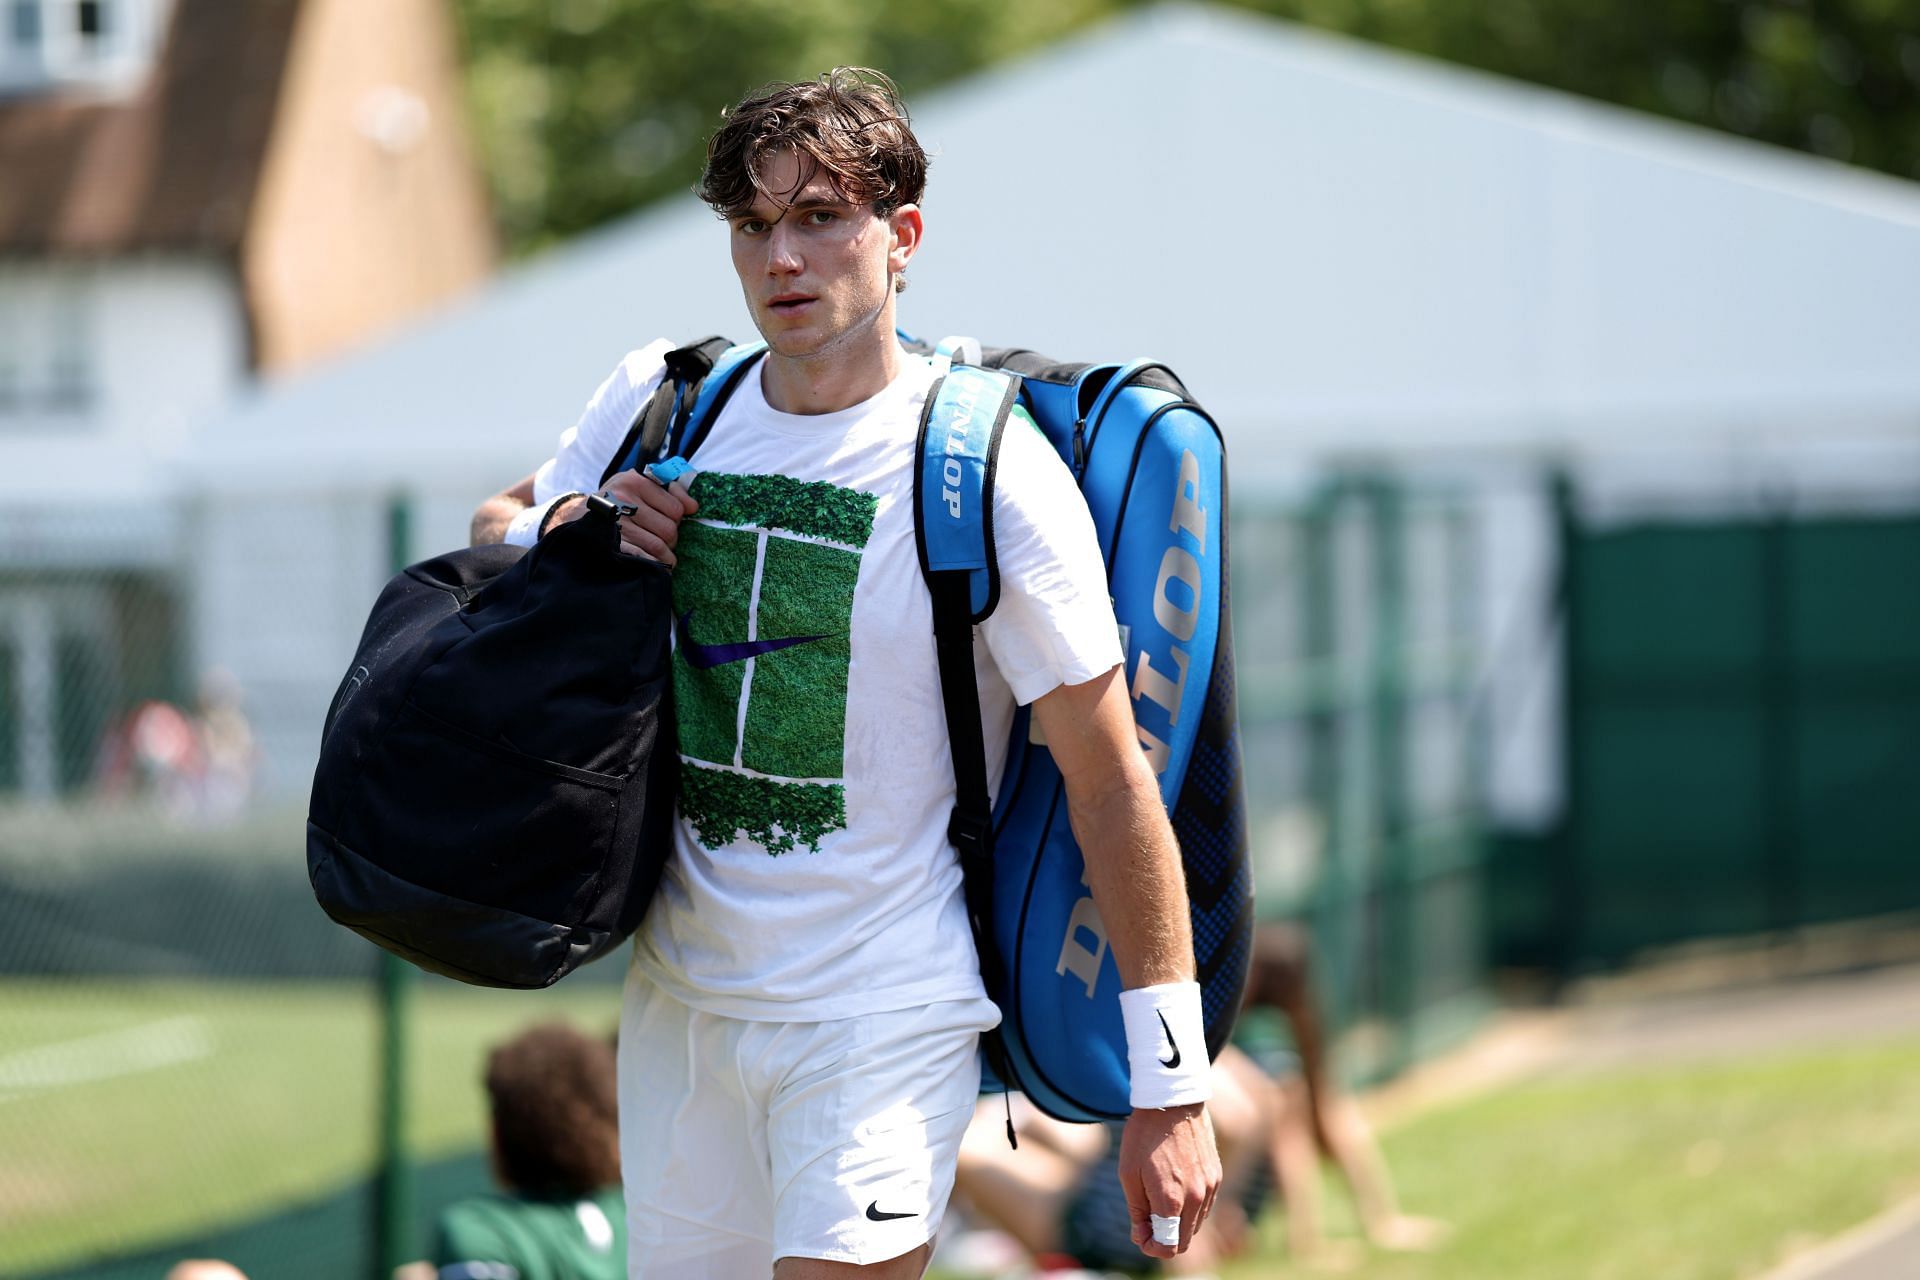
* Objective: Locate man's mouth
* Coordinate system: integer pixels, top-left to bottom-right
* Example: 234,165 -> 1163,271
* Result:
769,294 -> 815,316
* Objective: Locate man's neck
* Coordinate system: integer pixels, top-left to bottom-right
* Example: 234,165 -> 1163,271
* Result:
759,319 -> 903,415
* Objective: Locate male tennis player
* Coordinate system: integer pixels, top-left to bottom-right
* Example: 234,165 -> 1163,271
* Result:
473,68 -> 1218,1279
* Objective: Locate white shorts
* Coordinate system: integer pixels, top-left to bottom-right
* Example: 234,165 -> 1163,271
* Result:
617,972 -> 1000,1277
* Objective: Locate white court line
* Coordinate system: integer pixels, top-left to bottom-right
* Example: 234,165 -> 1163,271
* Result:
734,528 -> 771,769
0,1016 -> 214,1102
681,757 -> 838,788
688,518 -> 863,555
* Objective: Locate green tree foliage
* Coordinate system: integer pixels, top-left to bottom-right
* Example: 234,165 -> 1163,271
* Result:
453,0 -> 1119,255
453,0 -> 1920,257
1248,0 -> 1920,180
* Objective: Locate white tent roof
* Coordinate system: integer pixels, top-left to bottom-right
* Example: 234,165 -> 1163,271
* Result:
183,1 -> 1920,495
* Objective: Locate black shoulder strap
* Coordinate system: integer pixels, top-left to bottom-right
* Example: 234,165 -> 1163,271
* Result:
929,569 -> 996,938
916,370 -> 1021,1110
599,336 -> 736,487
930,565 -> 1020,1111
670,341 -> 763,460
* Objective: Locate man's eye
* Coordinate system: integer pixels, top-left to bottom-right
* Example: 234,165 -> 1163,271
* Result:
737,219 -> 767,236
804,210 -> 837,226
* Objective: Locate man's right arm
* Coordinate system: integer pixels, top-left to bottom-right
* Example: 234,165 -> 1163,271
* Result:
471,473 -> 538,545
471,467 -> 698,562
471,338 -> 678,548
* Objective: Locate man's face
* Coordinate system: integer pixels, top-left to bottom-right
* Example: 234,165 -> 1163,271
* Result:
727,149 -> 918,361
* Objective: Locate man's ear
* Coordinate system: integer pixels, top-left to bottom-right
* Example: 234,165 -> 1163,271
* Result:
887,203 -> 923,274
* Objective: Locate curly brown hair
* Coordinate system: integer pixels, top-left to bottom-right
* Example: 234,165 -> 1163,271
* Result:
698,66 -> 928,219
485,1022 -> 620,1198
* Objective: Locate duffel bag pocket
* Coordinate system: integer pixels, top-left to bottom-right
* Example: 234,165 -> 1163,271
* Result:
346,701 -> 626,923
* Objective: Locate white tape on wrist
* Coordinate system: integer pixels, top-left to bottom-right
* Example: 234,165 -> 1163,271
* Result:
1119,981 -> 1210,1110
1150,1213 -> 1181,1247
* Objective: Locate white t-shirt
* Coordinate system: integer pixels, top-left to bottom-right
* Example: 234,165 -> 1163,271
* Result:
508,341 -> 1123,1022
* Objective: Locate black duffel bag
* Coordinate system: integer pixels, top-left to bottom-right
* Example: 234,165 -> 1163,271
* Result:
307,496 -> 676,988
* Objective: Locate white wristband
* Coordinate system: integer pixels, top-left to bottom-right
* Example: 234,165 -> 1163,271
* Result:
502,493 -> 563,548
1119,981 -> 1209,1110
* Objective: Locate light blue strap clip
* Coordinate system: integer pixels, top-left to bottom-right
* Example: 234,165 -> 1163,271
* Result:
646,456 -> 694,487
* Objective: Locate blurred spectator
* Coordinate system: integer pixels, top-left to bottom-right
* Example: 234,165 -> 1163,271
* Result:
92,669 -> 256,821
948,921 -> 1447,1274
165,1263 -> 248,1280
1240,920 -> 1449,1262
952,1058 -> 1269,1276
193,668 -> 258,820
399,1020 -> 626,1280
94,699 -> 201,813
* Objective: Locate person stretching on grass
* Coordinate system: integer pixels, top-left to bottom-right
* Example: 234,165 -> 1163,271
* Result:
948,922 -> 1449,1274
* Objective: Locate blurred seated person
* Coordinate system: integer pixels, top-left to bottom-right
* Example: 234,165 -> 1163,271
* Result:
951,921 -> 1446,1273
1238,920 -> 1449,1262
400,1021 -> 626,1280
166,1263 -> 249,1280
953,1060 -> 1267,1276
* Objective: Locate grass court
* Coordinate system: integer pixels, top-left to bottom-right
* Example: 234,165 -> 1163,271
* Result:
5,975 -> 1920,1278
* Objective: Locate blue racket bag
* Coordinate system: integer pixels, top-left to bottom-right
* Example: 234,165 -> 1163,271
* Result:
913,343 -> 1254,1122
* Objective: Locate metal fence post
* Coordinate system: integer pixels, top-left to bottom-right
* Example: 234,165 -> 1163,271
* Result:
1303,478 -> 1351,1035
1760,502 -> 1801,938
1367,476 -> 1414,1076
374,494 -> 416,1279
1550,471 -> 1585,983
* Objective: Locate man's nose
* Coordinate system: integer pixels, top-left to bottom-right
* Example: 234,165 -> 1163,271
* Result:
766,222 -> 802,274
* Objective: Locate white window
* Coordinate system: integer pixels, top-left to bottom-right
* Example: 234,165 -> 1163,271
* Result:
46,0 -> 117,65
0,0 -> 163,93
9,1 -> 42,53
0,263 -> 97,422
46,272 -> 91,409
0,262 -> 25,413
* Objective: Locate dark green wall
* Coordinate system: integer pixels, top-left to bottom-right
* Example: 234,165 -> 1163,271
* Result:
1496,503 -> 1920,975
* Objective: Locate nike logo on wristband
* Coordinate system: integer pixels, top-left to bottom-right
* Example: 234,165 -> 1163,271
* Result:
1157,1010 -> 1182,1069
865,1202 -> 917,1222
675,608 -> 826,670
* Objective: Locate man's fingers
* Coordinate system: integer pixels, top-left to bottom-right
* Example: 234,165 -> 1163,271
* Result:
598,469 -> 696,566
613,469 -> 697,520
607,485 -> 682,521
1119,1166 -> 1153,1248
618,535 -> 674,566
1192,1174 -> 1218,1249
620,504 -> 680,549
1131,1180 -> 1183,1258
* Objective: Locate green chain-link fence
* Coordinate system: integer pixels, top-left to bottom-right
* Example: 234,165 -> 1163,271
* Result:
3,474 -> 1488,1277
0,515 -> 627,1280
1235,474 -> 1487,1083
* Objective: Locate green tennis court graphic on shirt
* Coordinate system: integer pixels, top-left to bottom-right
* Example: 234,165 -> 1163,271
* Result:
672,471 -> 877,854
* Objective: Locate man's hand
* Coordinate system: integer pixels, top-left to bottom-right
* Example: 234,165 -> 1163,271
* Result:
548,469 -> 700,565
1118,1102 -> 1221,1259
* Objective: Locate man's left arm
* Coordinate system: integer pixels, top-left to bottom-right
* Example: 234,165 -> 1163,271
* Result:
1029,665 -> 1222,1260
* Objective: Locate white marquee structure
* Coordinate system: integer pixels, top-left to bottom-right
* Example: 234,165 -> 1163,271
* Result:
180,2 -> 1920,799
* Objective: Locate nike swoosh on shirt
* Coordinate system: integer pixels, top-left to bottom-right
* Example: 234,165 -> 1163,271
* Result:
1157,1010 -> 1182,1070
865,1201 -> 918,1222
675,608 -> 827,671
